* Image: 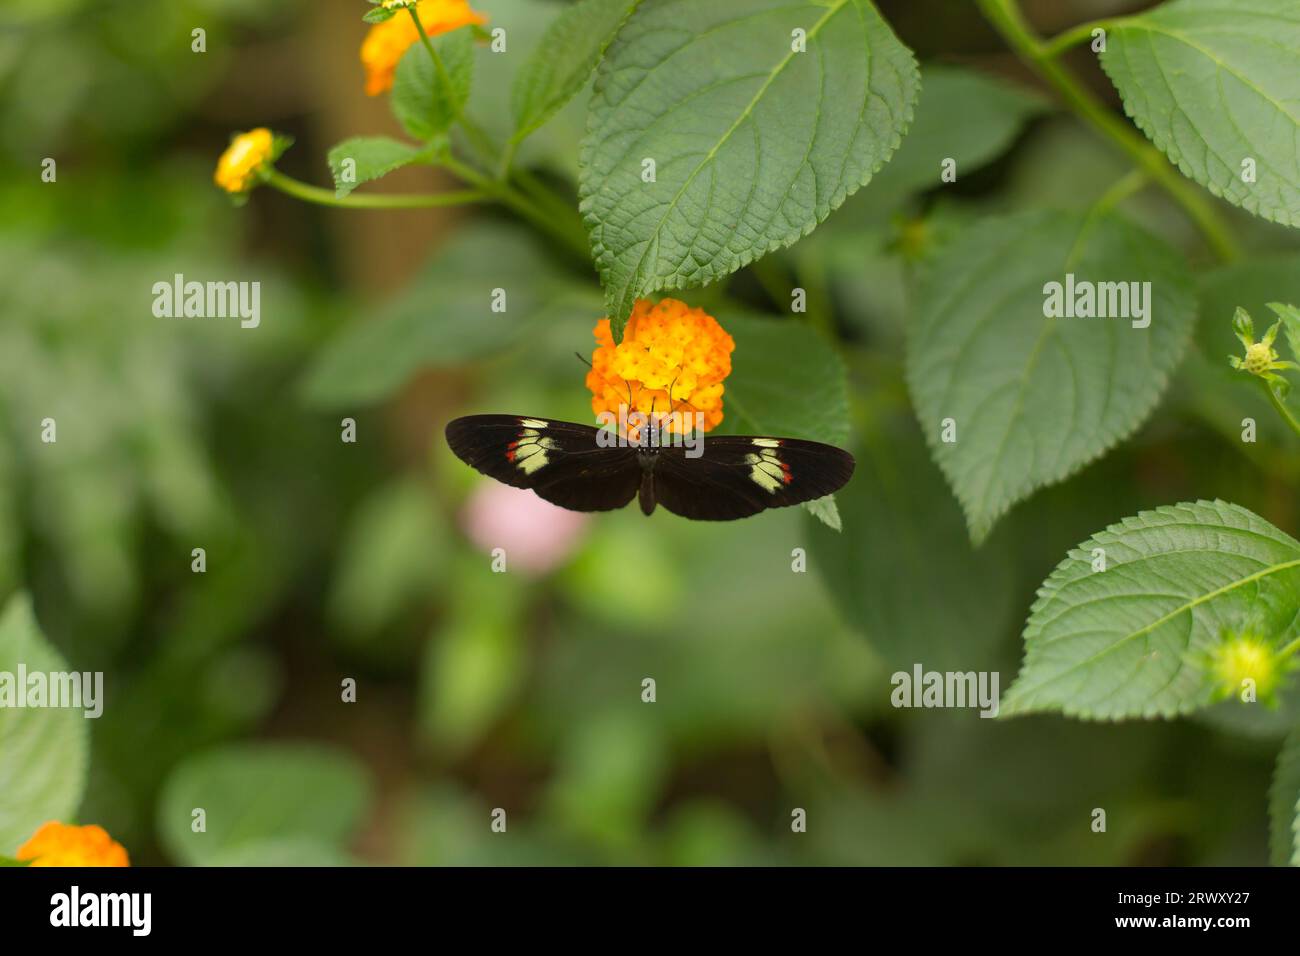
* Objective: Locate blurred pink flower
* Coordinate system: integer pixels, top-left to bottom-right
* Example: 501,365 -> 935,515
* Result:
460,482 -> 589,575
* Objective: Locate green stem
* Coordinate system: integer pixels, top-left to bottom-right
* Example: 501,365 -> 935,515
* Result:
1277,633 -> 1300,661
457,113 -> 499,166
1093,168 -> 1149,215
405,7 -> 497,163
977,0 -> 1240,263
265,169 -> 484,209
1040,17 -> 1115,59
512,166 -> 583,232
443,156 -> 591,262
1260,378 -> 1300,440
497,138 -> 519,182
407,5 -> 449,80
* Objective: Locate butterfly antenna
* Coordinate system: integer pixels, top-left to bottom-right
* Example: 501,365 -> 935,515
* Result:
575,350 -> 636,412
576,348 -> 641,438
665,373 -> 691,435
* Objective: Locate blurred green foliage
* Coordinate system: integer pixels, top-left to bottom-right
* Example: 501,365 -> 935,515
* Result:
1,0 -> 1297,867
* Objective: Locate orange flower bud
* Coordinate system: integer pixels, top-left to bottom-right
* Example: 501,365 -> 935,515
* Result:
16,821 -> 130,868
361,0 -> 487,96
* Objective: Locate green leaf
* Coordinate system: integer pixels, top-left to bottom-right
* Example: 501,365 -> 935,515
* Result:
1270,725 -> 1300,865
907,209 -> 1197,544
1173,254 -> 1300,449
808,417 -> 1016,673
0,594 -> 89,855
391,29 -> 474,142
510,0 -> 639,142
802,495 -> 841,532
581,0 -> 919,338
157,742 -> 371,866
1268,301 -> 1300,366
326,136 -> 432,199
1002,500 -> 1300,720
0,855 -> 30,866
718,313 -> 849,447
459,0 -> 599,181
363,7 -> 398,24
1101,0 -> 1300,228
300,222 -> 561,408
715,312 -> 851,528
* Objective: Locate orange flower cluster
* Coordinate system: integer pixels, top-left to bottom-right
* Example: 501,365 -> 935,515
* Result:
16,822 -> 129,867
587,298 -> 734,436
361,0 -> 487,96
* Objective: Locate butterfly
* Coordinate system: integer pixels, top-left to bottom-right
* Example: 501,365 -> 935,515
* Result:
445,413 -> 855,521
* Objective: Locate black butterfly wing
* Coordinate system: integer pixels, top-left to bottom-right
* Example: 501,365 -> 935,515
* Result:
651,436 -> 855,521
445,414 -> 640,512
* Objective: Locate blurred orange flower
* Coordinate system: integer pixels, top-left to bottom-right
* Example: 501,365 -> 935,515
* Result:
361,0 -> 487,96
16,822 -> 130,867
213,128 -> 274,195
587,298 -> 734,436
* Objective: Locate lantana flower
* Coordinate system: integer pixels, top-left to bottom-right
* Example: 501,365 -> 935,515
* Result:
361,0 -> 487,96
587,298 -> 735,437
213,128 -> 290,200
1229,305 -> 1300,396
16,821 -> 130,867
1204,630 -> 1298,707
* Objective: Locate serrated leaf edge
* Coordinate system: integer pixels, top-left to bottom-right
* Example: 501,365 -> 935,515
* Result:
579,0 -> 920,339
1001,499 -> 1300,721
1100,18 -> 1300,229
906,209 -> 1197,545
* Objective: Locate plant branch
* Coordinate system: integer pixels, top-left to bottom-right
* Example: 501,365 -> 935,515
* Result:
265,170 -> 484,209
405,7 -> 498,164
407,5 -> 449,82
442,156 -> 591,263
976,0 -> 1240,263
1040,17 -> 1116,59
1259,378 -> 1300,440
1093,168 -> 1149,216
512,167 -> 584,232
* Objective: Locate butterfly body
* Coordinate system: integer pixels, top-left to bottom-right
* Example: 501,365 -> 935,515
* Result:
446,414 -> 854,522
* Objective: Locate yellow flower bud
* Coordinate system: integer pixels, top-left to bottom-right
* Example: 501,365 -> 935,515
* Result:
1207,632 -> 1291,705
213,128 -> 275,195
